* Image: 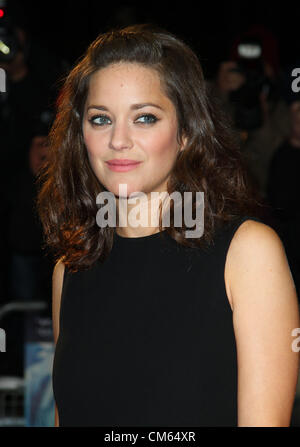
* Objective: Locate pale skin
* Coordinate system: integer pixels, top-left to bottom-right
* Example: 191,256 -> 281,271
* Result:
82,62 -> 186,237
52,62 -> 300,426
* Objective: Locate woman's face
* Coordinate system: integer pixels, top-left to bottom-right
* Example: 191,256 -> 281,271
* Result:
82,62 -> 185,198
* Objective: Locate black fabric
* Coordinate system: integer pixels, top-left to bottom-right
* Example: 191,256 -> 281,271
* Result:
52,215 -> 263,427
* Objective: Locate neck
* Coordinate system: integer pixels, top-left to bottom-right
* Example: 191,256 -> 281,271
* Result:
116,192 -> 171,238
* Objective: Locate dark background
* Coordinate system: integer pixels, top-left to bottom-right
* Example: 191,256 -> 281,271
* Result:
7,0 -> 300,77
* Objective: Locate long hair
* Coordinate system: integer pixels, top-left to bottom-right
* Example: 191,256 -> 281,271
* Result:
36,23 -> 265,272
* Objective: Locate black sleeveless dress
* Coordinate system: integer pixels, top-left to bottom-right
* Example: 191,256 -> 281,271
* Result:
52,215 -> 263,426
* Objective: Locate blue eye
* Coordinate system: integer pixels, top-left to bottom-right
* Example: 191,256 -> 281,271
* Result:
135,114 -> 158,124
89,115 -> 111,126
88,113 -> 158,126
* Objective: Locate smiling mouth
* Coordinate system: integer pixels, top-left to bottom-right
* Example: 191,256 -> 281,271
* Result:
105,161 -> 142,172
106,160 -> 141,166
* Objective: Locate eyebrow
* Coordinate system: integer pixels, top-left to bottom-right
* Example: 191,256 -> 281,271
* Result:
87,103 -> 164,111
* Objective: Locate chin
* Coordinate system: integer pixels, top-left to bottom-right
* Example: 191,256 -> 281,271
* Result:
109,182 -> 144,198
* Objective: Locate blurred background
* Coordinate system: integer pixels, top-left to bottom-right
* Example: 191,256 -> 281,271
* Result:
0,0 -> 299,426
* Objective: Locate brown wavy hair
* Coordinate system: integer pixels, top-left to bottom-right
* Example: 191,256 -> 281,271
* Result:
36,23 -> 265,273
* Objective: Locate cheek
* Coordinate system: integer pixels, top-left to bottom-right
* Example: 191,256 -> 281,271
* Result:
145,126 -> 179,161
83,128 -> 98,154
83,127 -> 107,163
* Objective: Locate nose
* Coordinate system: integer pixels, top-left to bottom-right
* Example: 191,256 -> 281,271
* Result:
109,120 -> 133,151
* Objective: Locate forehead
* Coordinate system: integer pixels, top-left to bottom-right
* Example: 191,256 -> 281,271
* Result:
87,62 -> 168,101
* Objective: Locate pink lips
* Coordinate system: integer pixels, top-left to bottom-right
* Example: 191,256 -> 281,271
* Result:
106,159 -> 142,172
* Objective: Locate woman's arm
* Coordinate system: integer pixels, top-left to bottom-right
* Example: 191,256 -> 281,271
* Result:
226,220 -> 300,426
52,258 -> 65,428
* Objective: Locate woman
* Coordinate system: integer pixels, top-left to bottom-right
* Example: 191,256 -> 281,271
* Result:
37,24 -> 299,427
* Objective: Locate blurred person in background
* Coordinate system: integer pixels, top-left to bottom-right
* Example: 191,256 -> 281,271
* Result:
0,6 -> 63,377
8,109 -> 54,305
0,10 -> 64,304
210,25 -> 290,201
267,100 -> 300,300
0,109 -> 54,378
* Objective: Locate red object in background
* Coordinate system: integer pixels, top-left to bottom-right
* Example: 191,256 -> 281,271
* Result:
0,9 -> 4,18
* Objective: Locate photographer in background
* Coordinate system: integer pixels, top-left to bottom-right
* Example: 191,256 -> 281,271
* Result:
210,25 -> 290,200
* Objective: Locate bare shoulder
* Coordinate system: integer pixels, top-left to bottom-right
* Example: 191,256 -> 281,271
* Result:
225,219 -> 292,310
52,258 -> 65,343
226,219 -> 300,426
229,219 -> 284,254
